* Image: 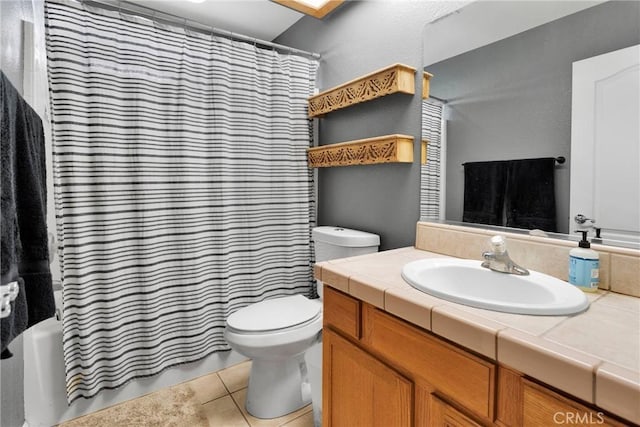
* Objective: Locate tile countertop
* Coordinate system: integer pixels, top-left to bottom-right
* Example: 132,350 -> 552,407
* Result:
315,247 -> 640,425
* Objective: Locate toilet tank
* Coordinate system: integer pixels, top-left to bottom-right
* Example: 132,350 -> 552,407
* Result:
312,226 -> 380,262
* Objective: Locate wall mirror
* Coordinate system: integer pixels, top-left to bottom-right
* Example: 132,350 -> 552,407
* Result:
420,0 -> 640,249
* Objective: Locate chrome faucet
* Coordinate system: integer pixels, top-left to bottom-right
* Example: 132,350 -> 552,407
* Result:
481,235 -> 530,276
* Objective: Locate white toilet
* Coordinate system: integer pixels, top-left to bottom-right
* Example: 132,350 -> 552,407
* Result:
224,226 -> 380,420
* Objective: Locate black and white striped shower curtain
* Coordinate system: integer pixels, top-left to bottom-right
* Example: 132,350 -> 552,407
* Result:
420,100 -> 444,219
45,0 -> 317,401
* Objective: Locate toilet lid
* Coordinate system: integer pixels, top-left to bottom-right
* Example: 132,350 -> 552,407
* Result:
227,295 -> 321,333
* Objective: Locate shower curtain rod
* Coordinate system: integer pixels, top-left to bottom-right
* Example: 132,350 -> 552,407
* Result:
79,0 -> 321,60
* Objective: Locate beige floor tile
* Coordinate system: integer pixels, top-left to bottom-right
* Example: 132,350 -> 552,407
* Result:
231,388 -> 312,427
280,410 -> 315,427
184,371 -> 229,404
60,359 -> 319,426
202,395 -> 250,427
219,360 -> 252,393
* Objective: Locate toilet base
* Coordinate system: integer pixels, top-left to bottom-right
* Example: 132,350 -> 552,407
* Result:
245,354 -> 311,419
305,341 -> 322,426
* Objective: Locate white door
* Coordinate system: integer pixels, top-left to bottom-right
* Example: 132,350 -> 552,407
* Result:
570,44 -> 640,244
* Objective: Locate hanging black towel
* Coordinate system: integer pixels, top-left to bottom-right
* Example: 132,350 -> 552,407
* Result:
462,161 -> 508,226
505,158 -> 557,232
1,71 -> 55,358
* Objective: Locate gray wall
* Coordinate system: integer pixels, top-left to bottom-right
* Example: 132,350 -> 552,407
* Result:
426,1 -> 640,233
276,1 -> 468,250
1,2 -> 28,425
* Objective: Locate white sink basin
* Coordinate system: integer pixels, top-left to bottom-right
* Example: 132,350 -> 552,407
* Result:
401,258 -> 589,316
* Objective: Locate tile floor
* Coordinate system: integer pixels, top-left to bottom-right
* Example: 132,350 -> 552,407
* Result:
63,360 -> 315,427
198,360 -> 314,427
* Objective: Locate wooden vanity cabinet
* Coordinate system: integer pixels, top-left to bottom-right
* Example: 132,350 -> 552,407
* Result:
323,286 -> 633,427
323,328 -> 413,426
430,395 -> 483,427
323,287 -> 492,426
497,366 -> 628,427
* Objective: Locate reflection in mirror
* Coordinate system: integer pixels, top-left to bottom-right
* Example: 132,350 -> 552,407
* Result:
420,1 -> 640,249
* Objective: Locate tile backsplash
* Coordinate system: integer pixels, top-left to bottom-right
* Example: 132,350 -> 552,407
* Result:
416,222 -> 640,298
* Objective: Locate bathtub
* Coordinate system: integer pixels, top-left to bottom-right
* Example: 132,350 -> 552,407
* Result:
23,291 -> 246,427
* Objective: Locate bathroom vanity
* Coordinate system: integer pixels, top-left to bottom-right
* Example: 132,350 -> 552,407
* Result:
317,223 -> 640,426
323,286 -> 627,426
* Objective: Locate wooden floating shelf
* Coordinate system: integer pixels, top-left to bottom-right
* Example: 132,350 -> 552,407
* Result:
308,63 -> 416,118
422,71 -> 433,99
307,134 -> 414,168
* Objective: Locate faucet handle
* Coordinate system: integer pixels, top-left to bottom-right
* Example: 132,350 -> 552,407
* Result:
489,235 -> 507,254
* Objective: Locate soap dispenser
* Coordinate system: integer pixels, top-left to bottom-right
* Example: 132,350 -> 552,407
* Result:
568,231 -> 599,292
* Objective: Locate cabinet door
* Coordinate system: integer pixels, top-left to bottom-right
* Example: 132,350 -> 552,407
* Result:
430,395 -> 483,427
362,305 -> 495,420
323,328 -> 413,427
523,379 -> 626,427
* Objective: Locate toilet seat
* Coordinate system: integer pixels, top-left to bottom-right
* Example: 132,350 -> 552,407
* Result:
224,295 -> 322,352
227,295 -> 321,334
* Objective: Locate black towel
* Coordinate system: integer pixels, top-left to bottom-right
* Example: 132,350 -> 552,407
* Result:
1,71 -> 55,357
462,161 -> 508,226
505,158 -> 557,232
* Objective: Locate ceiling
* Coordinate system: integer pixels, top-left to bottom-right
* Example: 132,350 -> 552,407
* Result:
125,0 -> 307,41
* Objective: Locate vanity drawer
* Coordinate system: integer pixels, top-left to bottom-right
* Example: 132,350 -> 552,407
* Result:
324,286 -> 361,340
362,306 -> 496,420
